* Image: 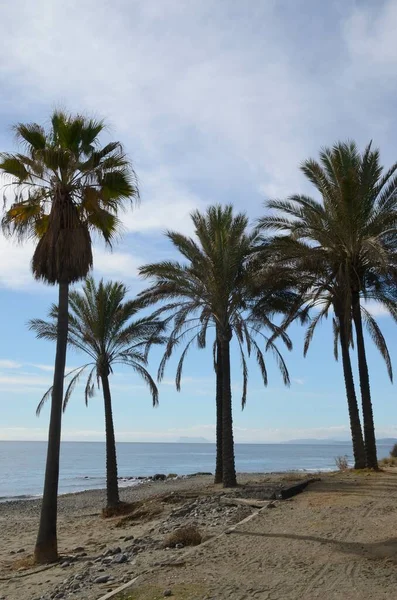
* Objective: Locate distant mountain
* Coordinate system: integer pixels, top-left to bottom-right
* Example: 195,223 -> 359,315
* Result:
285,439 -> 350,445
377,438 -> 397,445
285,438 -> 397,445
177,436 -> 211,443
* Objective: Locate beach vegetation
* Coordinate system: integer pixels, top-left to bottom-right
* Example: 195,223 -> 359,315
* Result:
0,111 -> 138,563
138,205 -> 291,488
257,141 -> 397,471
164,525 -> 202,548
30,276 -> 164,511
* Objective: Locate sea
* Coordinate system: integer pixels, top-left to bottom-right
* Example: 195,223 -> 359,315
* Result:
0,441 -> 393,502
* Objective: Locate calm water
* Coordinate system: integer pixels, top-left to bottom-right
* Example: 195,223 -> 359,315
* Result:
0,441 -> 392,500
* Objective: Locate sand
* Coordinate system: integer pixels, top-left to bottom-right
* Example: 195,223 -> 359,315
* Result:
1,470 -> 397,600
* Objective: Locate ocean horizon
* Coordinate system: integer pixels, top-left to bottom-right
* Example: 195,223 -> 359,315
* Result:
0,440 -> 393,501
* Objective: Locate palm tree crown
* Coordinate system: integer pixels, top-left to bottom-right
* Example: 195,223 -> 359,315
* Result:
1,110 -> 138,284
30,276 -> 163,410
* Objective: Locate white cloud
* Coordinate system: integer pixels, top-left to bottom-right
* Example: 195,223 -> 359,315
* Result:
362,301 -> 390,318
0,373 -> 51,387
2,1 -> 396,292
93,247 -> 142,281
123,168 -> 204,236
343,1 -> 397,72
0,236 -> 37,290
0,359 -> 22,369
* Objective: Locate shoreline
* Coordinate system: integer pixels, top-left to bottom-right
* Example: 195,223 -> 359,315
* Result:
0,467 -> 336,505
2,470 -> 397,600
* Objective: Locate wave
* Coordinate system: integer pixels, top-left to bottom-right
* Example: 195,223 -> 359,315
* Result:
0,493 -> 41,503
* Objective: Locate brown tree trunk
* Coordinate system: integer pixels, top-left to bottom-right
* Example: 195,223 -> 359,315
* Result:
214,340 -> 223,484
352,292 -> 378,470
34,281 -> 69,564
101,372 -> 120,508
220,329 -> 237,488
338,312 -> 366,469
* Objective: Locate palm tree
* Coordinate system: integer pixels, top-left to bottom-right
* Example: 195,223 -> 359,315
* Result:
0,111 -> 138,562
29,277 -> 163,511
139,205 -> 291,487
258,141 -> 397,469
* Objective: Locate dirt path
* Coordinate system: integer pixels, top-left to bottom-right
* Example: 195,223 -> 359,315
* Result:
133,471 -> 397,600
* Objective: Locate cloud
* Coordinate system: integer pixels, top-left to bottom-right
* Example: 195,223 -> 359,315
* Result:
0,361 -> 81,394
0,359 -> 22,369
0,374 -> 52,388
93,246 -> 142,282
2,1 -> 397,293
362,301 -> 390,318
123,168 -> 204,236
343,1 -> 397,72
0,236 -> 38,290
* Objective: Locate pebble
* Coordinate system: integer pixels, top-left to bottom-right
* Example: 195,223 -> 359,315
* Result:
17,548 -> 25,553
164,590 -> 173,597
60,562 -> 70,568
112,553 -> 128,564
94,575 -> 111,584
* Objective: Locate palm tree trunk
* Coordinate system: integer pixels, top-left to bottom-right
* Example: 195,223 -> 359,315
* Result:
220,333 -> 237,488
214,340 -> 223,484
352,292 -> 378,470
101,372 -> 120,508
338,313 -> 366,469
34,281 -> 69,564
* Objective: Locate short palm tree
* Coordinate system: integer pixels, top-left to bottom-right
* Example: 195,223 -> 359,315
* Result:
258,141 -> 397,469
0,111 -> 138,562
30,277 -> 163,510
139,205 -> 291,487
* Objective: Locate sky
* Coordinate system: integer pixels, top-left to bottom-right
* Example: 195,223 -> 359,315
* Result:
1,0 -> 397,443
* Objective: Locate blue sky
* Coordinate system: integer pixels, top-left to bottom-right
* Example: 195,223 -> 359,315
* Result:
1,0 -> 397,443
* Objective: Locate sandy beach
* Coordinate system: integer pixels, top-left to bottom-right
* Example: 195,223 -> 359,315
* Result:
1,470 -> 397,600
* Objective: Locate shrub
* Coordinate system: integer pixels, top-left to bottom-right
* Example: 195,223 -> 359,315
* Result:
390,443 -> 397,458
164,525 -> 202,548
335,455 -> 349,471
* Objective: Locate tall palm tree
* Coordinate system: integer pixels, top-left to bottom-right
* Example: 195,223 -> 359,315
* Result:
251,238 -> 366,469
139,205 -> 291,487
29,277 -> 163,510
0,112 -> 138,562
258,141 -> 397,469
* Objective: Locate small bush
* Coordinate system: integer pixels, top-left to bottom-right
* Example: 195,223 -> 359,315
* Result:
164,525 -> 202,548
380,456 -> 397,467
390,443 -> 397,458
335,455 -> 349,471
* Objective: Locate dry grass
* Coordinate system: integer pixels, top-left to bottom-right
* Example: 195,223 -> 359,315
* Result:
379,456 -> 397,467
335,455 -> 349,471
9,555 -> 35,571
163,526 -> 202,548
102,502 -> 138,518
117,582 -> 207,600
114,499 -> 164,527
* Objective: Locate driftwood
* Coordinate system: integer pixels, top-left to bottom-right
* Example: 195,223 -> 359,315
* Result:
220,497 -> 270,508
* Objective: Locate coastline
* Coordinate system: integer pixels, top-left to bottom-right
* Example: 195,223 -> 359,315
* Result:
2,470 -> 397,600
0,467 -> 337,505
